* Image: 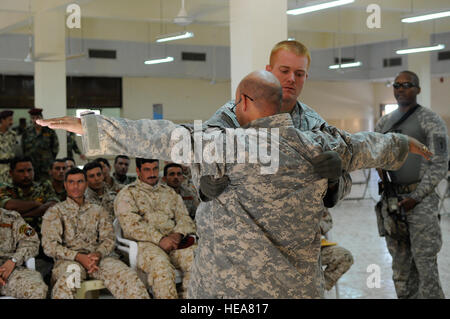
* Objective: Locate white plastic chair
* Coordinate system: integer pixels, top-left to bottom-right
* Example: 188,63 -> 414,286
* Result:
113,219 -> 182,291
0,257 -> 36,299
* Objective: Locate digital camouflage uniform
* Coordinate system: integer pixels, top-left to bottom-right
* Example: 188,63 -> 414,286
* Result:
0,180 -> 59,232
105,178 -> 124,194
112,173 -> 136,186
375,106 -> 448,299
319,209 -> 354,291
22,126 -> 59,182
79,112 -> 410,298
114,179 -> 197,299
0,208 -> 47,299
0,129 -> 18,184
162,182 -> 200,220
41,197 -> 149,299
84,183 -> 117,221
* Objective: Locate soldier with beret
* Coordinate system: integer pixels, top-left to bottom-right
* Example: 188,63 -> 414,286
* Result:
22,108 -> 59,182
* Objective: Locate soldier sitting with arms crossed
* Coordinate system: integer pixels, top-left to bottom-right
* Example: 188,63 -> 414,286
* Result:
41,167 -> 150,299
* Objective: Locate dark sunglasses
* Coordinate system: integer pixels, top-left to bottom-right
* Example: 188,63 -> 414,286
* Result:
393,82 -> 416,89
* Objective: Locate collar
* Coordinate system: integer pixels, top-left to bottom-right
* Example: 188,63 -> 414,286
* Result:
243,113 -> 293,129
136,178 -> 161,191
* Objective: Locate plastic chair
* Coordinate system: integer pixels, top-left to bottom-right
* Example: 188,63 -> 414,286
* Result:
113,219 -> 182,290
436,177 -> 449,216
75,280 -> 106,299
0,257 -> 36,299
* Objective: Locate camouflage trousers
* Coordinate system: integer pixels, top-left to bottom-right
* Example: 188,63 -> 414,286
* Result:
384,192 -> 445,299
0,267 -> 48,299
137,242 -> 196,299
51,257 -> 150,299
321,245 -> 354,291
0,164 -> 11,184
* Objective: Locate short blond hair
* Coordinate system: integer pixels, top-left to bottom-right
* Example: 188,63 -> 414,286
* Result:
269,40 -> 311,69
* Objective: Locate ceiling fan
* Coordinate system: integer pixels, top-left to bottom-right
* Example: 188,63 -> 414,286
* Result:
173,0 -> 194,26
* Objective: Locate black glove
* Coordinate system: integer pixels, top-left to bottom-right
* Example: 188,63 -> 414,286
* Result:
199,175 -> 230,201
311,151 -> 343,180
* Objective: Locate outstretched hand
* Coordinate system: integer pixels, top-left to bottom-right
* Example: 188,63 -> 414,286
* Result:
408,137 -> 433,160
36,116 -> 84,135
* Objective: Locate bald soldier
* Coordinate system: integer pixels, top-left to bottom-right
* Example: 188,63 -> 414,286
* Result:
0,208 -> 48,299
37,71 -> 432,298
41,167 -> 149,299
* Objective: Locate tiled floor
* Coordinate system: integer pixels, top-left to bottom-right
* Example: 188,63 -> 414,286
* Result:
325,169 -> 450,299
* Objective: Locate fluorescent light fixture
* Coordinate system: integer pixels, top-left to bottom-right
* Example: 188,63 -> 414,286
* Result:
156,31 -> 194,43
396,44 -> 445,55
287,0 -> 354,15
402,10 -> 450,23
329,61 -> 362,69
144,56 -> 174,65
385,104 -> 398,115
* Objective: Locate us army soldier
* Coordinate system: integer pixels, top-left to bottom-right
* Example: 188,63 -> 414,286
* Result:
41,167 -> 149,299
0,208 -> 47,299
115,158 -> 197,299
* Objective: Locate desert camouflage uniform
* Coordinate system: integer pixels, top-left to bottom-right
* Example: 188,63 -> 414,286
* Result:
114,179 -> 196,299
0,208 -> 47,299
84,183 -> 117,221
0,129 -> 18,184
79,112 -> 410,298
22,126 -> 59,182
41,197 -> 149,299
0,180 -> 59,232
169,183 -> 200,220
319,209 -> 354,291
375,106 -> 448,299
105,178 -> 124,194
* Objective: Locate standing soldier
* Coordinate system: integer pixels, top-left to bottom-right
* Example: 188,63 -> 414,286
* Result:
0,207 -> 48,299
22,108 -> 59,182
0,110 -> 19,184
163,163 -> 200,220
115,158 -> 197,299
67,132 -> 87,162
41,167 -> 149,299
375,70 -> 448,299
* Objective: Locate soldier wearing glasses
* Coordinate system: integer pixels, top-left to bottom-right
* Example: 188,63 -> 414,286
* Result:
375,70 -> 448,299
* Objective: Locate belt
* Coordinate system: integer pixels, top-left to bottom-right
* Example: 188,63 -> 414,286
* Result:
393,182 -> 419,194
0,159 -> 13,164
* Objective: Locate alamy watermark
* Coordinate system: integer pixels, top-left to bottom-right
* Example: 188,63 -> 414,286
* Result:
66,4 -> 81,29
65,264 -> 81,289
170,120 -> 280,175
366,264 -> 381,288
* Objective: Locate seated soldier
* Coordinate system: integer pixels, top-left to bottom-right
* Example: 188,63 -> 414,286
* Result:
114,158 -> 197,299
49,159 -> 67,201
64,157 -> 76,171
112,155 -> 136,185
162,163 -> 200,220
41,167 -> 149,299
95,158 -> 123,193
319,209 -> 354,291
0,208 -> 48,299
83,161 -> 117,220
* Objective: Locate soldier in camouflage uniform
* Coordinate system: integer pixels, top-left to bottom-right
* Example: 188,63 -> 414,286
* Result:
163,162 -> 200,219
0,110 -> 19,184
67,132 -> 87,161
95,158 -> 124,193
41,167 -> 150,299
0,208 -> 48,299
22,109 -> 59,182
112,155 -> 136,185
375,71 -> 448,299
83,161 -> 117,220
49,159 -> 67,202
114,158 -> 197,299
37,70 -> 433,298
319,209 -> 354,291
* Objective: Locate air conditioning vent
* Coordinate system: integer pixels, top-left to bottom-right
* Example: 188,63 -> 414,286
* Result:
333,57 -> 355,64
438,51 -> 450,61
383,57 -> 402,67
88,49 -> 117,59
182,52 -> 206,61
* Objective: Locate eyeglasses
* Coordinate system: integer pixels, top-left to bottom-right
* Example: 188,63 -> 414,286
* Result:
393,82 -> 417,89
231,94 -> 255,112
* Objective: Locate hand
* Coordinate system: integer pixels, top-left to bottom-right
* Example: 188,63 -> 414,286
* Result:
80,154 -> 87,161
86,253 -> 101,274
0,260 -> 16,286
167,233 -> 183,245
408,137 -> 433,161
199,175 -> 230,199
36,116 -> 84,135
159,236 -> 179,253
398,197 -> 418,212
311,151 -> 343,180
75,253 -> 99,274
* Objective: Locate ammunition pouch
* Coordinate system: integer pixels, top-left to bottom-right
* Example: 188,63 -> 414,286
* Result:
375,196 -> 409,241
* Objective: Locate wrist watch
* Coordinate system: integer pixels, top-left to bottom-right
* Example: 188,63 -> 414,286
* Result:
10,257 -> 17,263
